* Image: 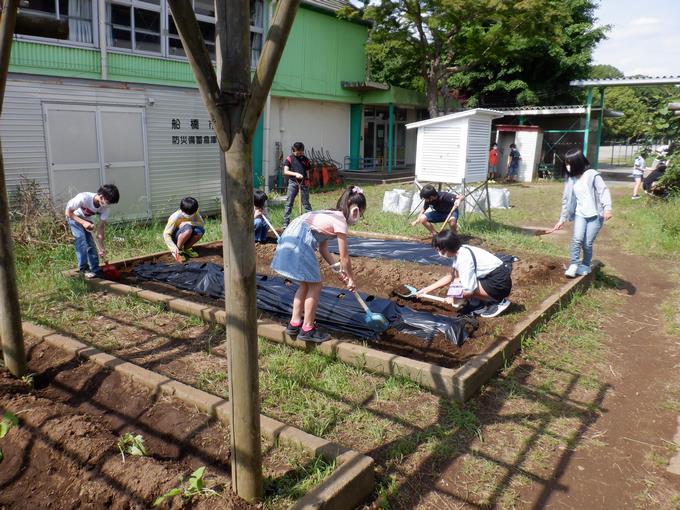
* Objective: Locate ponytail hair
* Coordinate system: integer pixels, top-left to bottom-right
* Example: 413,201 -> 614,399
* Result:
336,185 -> 367,221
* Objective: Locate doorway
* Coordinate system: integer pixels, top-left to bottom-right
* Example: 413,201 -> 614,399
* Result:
44,103 -> 150,220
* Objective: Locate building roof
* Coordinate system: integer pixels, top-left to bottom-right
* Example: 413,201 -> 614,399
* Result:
494,105 -> 623,118
406,108 -> 504,130
570,76 -> 680,87
303,0 -> 352,12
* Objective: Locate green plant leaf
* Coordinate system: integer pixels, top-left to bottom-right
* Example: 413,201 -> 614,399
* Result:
0,412 -> 19,439
153,487 -> 182,507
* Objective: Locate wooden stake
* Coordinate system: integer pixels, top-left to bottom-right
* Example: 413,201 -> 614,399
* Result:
0,0 -> 27,377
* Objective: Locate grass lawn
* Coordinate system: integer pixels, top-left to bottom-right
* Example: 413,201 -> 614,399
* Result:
9,180 -> 680,508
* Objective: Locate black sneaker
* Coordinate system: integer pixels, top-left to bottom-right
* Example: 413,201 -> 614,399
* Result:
297,327 -> 331,343
479,299 -> 511,318
284,322 -> 301,337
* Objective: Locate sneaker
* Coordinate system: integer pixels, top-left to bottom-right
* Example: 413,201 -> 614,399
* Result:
480,299 -> 511,318
576,264 -> 591,276
182,247 -> 199,258
564,264 -> 578,278
284,322 -> 302,337
297,326 -> 331,343
631,195 -> 641,200
83,270 -> 105,279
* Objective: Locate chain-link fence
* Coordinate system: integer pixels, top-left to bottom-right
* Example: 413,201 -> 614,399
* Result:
598,140 -> 668,166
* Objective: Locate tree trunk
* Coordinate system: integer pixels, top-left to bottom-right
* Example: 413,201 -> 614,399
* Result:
426,77 -> 439,118
221,131 -> 262,502
0,0 -> 26,377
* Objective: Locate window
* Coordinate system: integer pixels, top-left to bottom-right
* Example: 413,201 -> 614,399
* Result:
22,0 -> 94,43
107,0 -> 161,54
167,0 -> 264,66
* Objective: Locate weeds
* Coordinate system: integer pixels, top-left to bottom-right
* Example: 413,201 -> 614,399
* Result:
153,466 -> 216,507
117,432 -> 149,462
0,411 -> 19,463
10,177 -> 70,247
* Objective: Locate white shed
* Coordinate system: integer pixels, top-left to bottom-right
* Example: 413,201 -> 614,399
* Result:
406,109 -> 504,184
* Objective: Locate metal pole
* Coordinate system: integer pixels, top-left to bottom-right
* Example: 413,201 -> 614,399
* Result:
0,0 -> 27,377
594,87 -> 605,170
387,102 -> 394,175
583,87 -> 592,157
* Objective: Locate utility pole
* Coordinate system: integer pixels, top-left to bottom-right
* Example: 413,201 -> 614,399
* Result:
167,0 -> 300,502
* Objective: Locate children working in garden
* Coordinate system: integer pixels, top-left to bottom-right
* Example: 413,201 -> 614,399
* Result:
163,197 -> 205,261
417,230 -> 513,318
411,184 -> 464,235
282,141 -> 313,228
253,190 -> 270,243
547,148 -> 612,278
65,184 -> 120,278
271,185 -> 366,343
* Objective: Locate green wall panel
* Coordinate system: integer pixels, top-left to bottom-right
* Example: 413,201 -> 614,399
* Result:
272,7 -> 366,102
252,114 -> 264,187
10,40 -> 101,79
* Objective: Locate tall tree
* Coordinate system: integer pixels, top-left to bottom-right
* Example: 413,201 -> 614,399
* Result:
359,0 -> 607,113
167,0 -> 299,502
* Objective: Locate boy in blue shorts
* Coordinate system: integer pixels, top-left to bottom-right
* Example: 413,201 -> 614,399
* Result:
163,197 -> 205,261
411,184 -> 463,235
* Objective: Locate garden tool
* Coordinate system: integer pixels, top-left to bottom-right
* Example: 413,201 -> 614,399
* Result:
330,263 -> 389,332
297,177 -> 304,215
92,236 -> 121,280
393,284 -> 462,309
261,215 -> 281,240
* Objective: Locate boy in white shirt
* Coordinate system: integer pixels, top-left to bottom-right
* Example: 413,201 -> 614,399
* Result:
417,230 -> 512,318
65,184 -> 120,278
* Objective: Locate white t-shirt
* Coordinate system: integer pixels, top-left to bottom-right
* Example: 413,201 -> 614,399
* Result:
451,245 -> 503,293
65,192 -> 110,221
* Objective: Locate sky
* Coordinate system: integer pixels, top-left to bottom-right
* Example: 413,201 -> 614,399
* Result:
592,0 -> 680,76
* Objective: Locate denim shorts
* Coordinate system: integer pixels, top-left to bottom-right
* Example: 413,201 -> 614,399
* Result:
172,224 -> 205,243
425,209 -> 459,223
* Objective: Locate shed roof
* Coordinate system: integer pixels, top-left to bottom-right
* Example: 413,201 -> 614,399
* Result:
406,108 -> 503,130
570,76 -> 680,87
303,0 -> 352,12
494,105 -> 624,118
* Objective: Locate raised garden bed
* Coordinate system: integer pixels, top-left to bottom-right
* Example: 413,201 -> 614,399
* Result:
67,234 -> 596,401
5,322 -> 374,510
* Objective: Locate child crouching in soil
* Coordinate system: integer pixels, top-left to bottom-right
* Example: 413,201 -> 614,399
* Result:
163,197 -> 205,261
418,230 -> 513,318
271,186 -> 367,343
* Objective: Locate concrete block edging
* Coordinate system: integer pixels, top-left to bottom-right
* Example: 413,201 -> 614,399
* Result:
65,238 -> 597,402
21,321 -> 375,510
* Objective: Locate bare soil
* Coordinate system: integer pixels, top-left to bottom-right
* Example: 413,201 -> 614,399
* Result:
0,340 -> 278,510
114,241 -> 566,369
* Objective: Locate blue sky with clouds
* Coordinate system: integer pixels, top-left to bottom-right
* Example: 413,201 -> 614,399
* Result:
593,0 -> 680,76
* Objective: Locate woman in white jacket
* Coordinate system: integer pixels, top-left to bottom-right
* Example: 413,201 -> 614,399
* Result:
549,148 -> 613,278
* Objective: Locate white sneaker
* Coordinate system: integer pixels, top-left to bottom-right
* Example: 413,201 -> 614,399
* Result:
564,264 -> 578,278
631,195 -> 641,200
576,264 -> 591,276
480,299 -> 511,318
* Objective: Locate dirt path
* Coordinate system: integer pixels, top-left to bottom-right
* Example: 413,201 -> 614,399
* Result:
521,229 -> 680,508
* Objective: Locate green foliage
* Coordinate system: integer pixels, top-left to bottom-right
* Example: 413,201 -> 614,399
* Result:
153,466 -> 216,507
362,0 -> 606,112
0,411 -> 19,464
117,432 -> 149,462
659,156 -> 680,196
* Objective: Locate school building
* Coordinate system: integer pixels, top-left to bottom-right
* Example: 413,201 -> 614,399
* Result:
0,0 -> 426,220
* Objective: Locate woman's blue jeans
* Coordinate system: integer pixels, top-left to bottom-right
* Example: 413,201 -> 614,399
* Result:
68,219 -> 99,272
570,215 -> 603,267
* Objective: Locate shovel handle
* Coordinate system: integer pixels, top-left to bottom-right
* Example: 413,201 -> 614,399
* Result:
261,215 -> 280,239
353,291 -> 371,313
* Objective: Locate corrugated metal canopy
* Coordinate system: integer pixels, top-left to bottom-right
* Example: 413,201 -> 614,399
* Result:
570,76 -> 680,87
494,105 -> 623,118
303,0 -> 352,12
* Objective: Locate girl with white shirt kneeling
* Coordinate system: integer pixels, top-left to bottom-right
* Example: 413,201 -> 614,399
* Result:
549,148 -> 613,278
417,230 -> 513,319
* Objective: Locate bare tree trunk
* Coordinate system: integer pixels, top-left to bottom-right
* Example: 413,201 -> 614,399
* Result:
0,0 -> 26,377
221,131 -> 261,501
426,78 -> 439,118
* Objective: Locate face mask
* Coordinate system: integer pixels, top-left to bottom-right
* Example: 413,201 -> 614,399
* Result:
566,164 -> 571,173
347,205 -> 361,225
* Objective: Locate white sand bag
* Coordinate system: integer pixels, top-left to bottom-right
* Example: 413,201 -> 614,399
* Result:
382,189 -> 403,214
396,190 -> 414,215
488,187 -> 510,209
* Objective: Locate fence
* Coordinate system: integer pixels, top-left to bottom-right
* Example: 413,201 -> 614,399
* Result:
598,140 -> 668,166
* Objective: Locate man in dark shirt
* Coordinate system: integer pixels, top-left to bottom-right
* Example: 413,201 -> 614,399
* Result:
411,184 -> 463,235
